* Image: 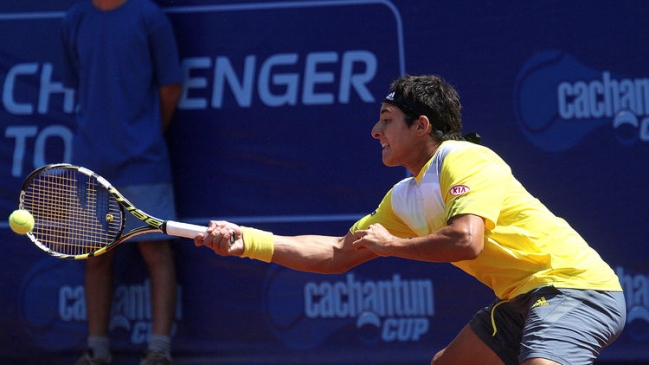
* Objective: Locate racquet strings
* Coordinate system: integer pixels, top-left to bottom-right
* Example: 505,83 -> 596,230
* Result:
23,166 -> 123,256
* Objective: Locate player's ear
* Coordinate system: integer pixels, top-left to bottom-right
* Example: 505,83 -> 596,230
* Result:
416,115 -> 432,135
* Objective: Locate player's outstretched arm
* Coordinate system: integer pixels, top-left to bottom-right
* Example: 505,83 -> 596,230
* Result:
194,221 -> 377,274
272,233 -> 378,274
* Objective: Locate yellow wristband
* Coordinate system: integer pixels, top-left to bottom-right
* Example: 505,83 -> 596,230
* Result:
241,226 -> 274,262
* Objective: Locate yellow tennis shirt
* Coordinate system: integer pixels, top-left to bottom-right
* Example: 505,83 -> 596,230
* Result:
351,140 -> 621,299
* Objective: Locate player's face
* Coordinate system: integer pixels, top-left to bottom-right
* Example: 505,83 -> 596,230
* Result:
372,103 -> 418,168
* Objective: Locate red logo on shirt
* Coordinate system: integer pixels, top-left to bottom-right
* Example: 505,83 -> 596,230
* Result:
449,185 -> 470,196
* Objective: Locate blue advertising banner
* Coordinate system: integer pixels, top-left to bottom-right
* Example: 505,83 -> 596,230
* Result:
1,1 -> 647,364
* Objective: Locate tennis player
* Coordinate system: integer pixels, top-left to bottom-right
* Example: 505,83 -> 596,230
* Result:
196,74 -> 626,365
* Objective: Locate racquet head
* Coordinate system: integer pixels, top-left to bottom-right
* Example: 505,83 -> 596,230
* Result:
19,164 -> 125,259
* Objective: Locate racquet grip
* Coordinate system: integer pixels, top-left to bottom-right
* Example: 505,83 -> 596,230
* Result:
164,221 -> 235,244
164,221 -> 207,238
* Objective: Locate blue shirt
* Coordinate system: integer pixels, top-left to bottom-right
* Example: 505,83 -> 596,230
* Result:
61,0 -> 182,185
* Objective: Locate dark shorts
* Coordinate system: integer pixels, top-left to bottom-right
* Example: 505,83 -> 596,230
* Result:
470,286 -> 626,365
118,183 -> 177,242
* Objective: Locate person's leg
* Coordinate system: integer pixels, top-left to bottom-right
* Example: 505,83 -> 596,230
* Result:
431,324 -> 504,365
138,239 -> 177,359
121,183 -> 177,363
85,251 -> 116,336
83,250 -> 116,362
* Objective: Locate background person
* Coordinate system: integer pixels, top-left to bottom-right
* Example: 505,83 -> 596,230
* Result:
61,0 -> 183,364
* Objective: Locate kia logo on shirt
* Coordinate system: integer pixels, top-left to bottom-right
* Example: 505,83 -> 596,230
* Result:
449,185 -> 470,196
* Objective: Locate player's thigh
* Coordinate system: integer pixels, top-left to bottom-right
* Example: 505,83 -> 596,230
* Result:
431,324 -> 504,365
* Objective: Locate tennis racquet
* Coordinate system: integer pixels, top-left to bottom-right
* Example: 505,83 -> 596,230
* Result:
18,163 -> 231,260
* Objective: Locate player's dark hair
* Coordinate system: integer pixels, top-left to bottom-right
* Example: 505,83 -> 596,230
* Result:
386,74 -> 463,142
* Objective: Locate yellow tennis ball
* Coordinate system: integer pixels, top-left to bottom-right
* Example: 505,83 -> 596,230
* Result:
9,209 -> 35,235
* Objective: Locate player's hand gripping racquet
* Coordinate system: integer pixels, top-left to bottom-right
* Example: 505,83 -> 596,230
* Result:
19,163 -> 233,259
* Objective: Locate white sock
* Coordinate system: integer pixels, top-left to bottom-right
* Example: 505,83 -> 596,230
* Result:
88,335 -> 111,362
148,334 -> 171,357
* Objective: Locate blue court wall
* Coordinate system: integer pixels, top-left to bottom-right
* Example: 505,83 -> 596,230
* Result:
0,1 -> 648,363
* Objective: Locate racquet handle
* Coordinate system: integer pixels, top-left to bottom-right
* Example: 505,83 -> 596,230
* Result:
164,221 -> 207,238
164,221 -> 236,244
